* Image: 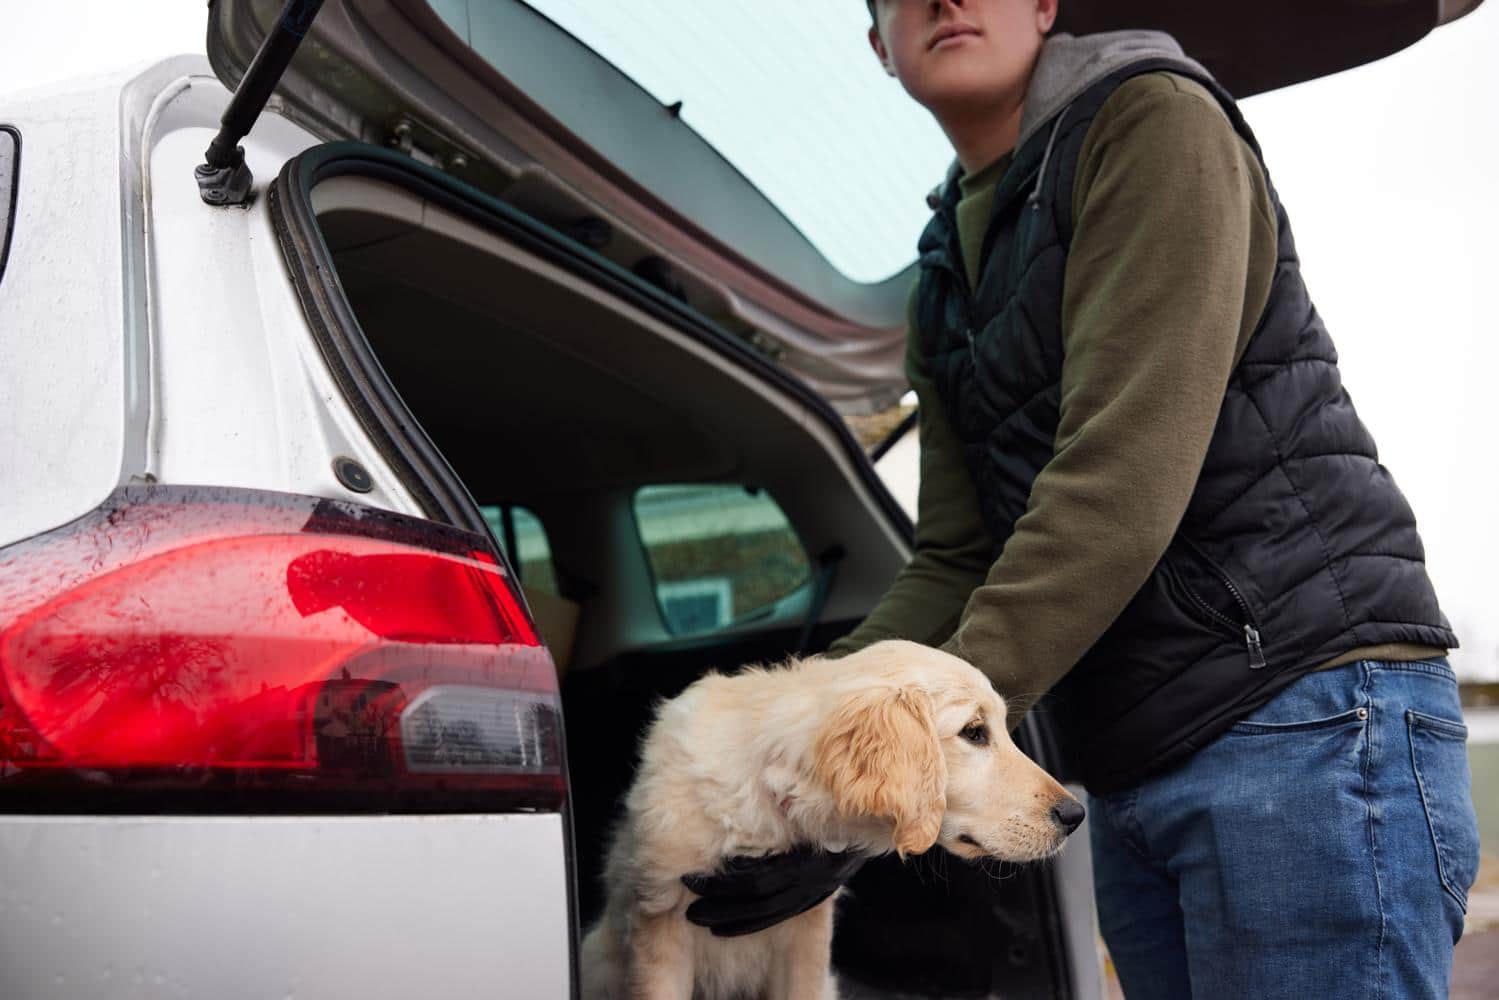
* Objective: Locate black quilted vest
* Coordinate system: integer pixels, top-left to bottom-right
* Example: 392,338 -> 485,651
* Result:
915,61 -> 1456,793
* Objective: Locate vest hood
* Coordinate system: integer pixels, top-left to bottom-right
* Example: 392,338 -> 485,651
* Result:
930,30 -> 1214,204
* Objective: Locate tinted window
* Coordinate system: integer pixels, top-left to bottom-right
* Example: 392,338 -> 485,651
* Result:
0,128 -> 17,287
633,484 -> 809,635
453,3 -> 949,282
480,504 -> 559,595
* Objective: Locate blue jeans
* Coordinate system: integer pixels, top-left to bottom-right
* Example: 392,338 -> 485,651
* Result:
1089,658 -> 1481,998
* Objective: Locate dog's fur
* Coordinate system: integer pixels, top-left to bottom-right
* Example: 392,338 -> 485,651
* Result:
580,639 -> 1080,999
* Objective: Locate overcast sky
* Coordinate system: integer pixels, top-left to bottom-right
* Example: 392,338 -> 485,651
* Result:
3,1 -> 1495,678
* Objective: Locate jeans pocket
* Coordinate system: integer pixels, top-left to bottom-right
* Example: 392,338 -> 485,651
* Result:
1227,665 -> 1368,735
1407,709 -> 1481,910
1228,705 -> 1367,736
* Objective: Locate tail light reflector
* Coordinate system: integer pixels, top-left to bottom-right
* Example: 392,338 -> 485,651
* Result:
0,486 -> 563,812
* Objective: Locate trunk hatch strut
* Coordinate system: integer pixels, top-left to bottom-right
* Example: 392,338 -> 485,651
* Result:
195,0 -> 325,206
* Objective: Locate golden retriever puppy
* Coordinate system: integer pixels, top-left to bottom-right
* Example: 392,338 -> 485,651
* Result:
579,639 -> 1082,999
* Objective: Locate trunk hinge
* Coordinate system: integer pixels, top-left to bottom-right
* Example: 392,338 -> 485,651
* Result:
195,0 -> 325,207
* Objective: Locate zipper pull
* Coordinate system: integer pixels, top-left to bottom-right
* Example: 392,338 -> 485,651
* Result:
964,326 -> 976,364
1244,624 -> 1267,670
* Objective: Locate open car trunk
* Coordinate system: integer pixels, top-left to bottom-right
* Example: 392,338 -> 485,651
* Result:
270,144 -> 1087,997
210,0 -> 1489,418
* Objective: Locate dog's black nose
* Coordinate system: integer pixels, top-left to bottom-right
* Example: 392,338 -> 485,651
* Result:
1051,799 -> 1086,834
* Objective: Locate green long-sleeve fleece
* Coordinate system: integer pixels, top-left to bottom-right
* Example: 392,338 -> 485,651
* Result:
827,73 -> 1440,717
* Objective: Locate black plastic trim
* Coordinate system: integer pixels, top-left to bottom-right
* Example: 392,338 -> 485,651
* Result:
268,176 -> 485,534
0,127 -> 19,289
0,784 -> 562,816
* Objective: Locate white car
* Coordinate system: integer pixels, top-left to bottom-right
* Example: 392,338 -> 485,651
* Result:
0,2 -> 1480,997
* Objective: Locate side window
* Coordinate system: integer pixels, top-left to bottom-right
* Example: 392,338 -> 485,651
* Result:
633,484 -> 810,635
0,128 -> 18,287
480,504 -> 559,595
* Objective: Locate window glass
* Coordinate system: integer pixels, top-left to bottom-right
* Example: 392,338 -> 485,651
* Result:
442,3 -> 951,282
633,484 -> 810,635
480,504 -> 559,595
0,128 -> 18,287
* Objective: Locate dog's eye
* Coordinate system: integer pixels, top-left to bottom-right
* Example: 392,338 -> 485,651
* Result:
960,722 -> 989,746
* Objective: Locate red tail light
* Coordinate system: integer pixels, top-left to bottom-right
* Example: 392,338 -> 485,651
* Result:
0,486 -> 563,812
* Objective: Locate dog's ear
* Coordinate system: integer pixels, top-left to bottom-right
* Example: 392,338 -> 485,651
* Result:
814,684 -> 946,858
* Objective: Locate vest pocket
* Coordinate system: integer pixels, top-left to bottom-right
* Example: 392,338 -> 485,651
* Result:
1407,709 -> 1481,910
1161,540 -> 1265,669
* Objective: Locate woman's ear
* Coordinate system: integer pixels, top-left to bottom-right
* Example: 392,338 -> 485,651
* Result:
814,685 -> 946,858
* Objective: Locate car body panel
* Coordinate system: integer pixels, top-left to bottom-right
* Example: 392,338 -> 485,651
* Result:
0,75 -> 131,548
0,813 -> 570,999
1,64 -> 577,996
143,76 -> 420,519
0,61 -> 425,550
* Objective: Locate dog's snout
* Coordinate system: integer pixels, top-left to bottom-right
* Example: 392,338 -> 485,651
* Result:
1051,798 -> 1085,835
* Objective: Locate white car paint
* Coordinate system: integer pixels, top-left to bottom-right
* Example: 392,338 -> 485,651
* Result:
0,61 -> 424,550
0,814 -> 570,999
0,62 -> 573,998
1,74 -> 131,546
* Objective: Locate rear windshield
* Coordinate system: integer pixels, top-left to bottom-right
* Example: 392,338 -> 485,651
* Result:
446,2 -> 952,284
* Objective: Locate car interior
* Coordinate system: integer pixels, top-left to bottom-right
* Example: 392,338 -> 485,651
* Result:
301,166 -> 1073,997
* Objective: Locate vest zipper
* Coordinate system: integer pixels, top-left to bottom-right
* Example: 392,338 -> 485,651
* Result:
1173,543 -> 1268,671
1178,583 -> 1239,634
1190,541 -> 1260,627
1245,624 -> 1267,670
1219,572 -> 1268,670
